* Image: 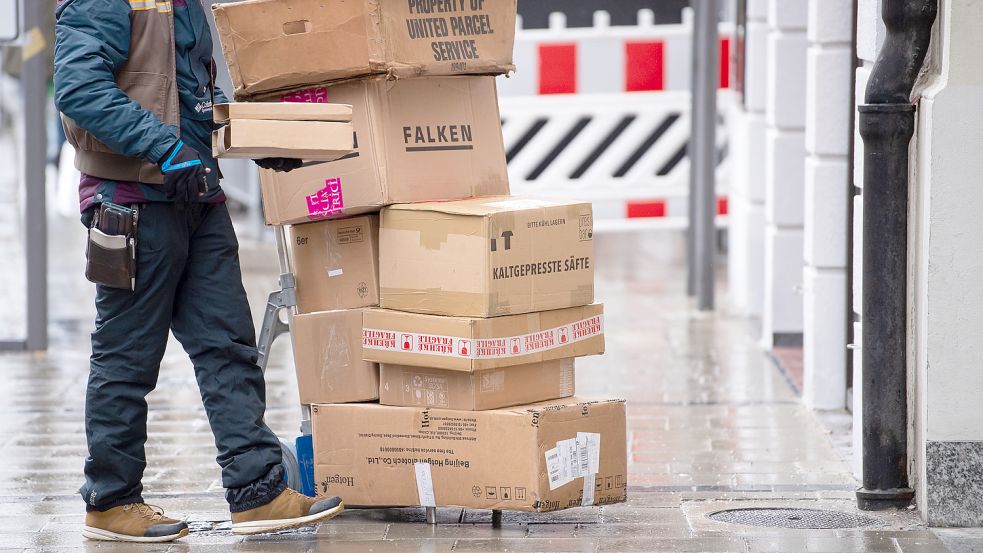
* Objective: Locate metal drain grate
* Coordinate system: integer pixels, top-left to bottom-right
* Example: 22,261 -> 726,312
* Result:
707,508 -> 884,529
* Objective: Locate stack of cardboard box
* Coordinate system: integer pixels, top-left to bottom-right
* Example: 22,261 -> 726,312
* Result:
212,0 -> 626,513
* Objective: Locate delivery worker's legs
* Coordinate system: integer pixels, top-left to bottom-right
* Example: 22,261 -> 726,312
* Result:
81,204 -> 187,511
168,203 -> 284,511
82,203 -> 282,513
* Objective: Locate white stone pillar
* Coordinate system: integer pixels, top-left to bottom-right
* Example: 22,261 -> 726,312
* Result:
801,1 -> 853,410
762,0 -> 808,348
727,0 -> 768,318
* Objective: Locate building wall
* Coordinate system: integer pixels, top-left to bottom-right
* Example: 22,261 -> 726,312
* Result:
857,0 -> 983,526
801,0 -> 852,410
761,0 -> 808,347
727,0 -> 768,319
910,0 -> 983,527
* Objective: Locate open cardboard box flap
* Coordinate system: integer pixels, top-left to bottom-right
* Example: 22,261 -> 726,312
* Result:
213,102 -> 353,124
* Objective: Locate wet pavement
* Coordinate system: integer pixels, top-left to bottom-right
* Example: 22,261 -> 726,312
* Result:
0,214 -> 961,552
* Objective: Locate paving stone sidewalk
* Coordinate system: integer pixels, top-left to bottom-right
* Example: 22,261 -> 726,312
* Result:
0,216 -> 958,552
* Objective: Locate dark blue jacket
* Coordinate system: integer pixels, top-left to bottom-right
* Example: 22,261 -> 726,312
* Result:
55,0 -> 228,207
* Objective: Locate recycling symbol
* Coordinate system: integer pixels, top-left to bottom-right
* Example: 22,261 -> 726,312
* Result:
472,485 -> 482,498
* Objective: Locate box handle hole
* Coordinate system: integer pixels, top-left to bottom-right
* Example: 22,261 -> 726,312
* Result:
283,20 -> 312,35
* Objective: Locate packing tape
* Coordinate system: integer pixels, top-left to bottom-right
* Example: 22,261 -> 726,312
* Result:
363,315 -> 603,360
582,473 -> 596,506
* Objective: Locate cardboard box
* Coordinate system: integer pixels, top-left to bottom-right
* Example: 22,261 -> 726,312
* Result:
292,309 -> 379,404
214,103 -> 353,123
380,196 -> 594,317
258,76 -> 509,225
212,0 -> 517,100
362,304 -> 604,371
379,358 -> 575,411
212,103 -> 354,160
289,215 -> 380,313
311,398 -> 627,510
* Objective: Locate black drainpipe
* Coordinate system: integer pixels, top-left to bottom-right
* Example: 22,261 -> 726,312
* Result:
856,0 -> 936,511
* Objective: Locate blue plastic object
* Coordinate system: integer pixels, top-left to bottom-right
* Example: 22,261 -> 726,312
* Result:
296,434 -> 316,497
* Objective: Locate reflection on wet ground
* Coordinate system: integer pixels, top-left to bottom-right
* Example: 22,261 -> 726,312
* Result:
0,221 -> 954,551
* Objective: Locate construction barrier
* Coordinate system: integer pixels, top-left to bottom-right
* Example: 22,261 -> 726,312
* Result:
497,9 -> 734,231
498,10 -> 733,97
500,91 -> 730,232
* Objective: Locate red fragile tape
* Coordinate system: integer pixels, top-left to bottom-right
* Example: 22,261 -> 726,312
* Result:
362,315 -> 604,360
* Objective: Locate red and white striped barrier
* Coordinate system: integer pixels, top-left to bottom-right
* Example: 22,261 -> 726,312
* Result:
497,10 -> 734,97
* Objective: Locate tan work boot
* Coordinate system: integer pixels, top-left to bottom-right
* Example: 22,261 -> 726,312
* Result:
83,503 -> 188,542
231,489 -> 344,535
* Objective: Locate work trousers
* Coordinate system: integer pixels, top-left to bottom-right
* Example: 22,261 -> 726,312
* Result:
80,202 -> 285,513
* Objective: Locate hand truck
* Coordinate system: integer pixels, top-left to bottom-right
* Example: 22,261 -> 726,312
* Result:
255,224 -> 504,526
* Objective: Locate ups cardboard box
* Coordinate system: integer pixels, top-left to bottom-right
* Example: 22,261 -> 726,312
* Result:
211,103 -> 353,160
292,309 -> 379,404
213,0 -> 517,100
362,304 -> 604,371
379,358 -> 575,411
259,76 -> 509,226
289,215 -> 380,313
311,398 -> 627,510
380,196 -> 594,317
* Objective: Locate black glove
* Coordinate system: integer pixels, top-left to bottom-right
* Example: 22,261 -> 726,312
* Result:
254,158 -> 303,173
159,140 -> 208,202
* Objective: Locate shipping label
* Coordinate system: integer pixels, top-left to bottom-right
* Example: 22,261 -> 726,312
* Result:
362,315 -> 604,359
336,224 -> 365,244
544,432 -> 602,491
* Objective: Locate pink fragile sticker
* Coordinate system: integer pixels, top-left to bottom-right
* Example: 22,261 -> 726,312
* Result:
306,178 -> 344,220
281,87 -> 329,103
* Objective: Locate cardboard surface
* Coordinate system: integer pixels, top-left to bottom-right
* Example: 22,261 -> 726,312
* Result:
213,102 -> 352,123
362,304 -> 604,371
289,215 -> 380,313
213,0 -> 516,99
311,398 -> 627,510
379,358 -> 575,411
380,196 -> 594,317
259,76 -> 509,225
212,119 -> 354,160
292,309 -> 379,404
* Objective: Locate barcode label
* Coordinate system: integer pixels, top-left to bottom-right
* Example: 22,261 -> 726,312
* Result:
578,441 -> 590,476
545,447 -> 564,489
577,432 -> 602,474
547,433 -> 602,492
